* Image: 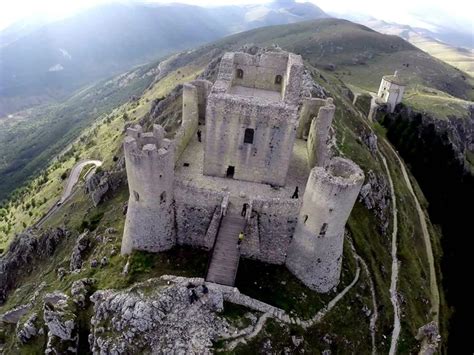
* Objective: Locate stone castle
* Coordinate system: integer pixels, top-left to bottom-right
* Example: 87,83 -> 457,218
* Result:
121,49 -> 365,293
377,70 -> 406,113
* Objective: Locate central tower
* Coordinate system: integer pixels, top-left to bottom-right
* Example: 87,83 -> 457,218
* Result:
204,50 -> 304,186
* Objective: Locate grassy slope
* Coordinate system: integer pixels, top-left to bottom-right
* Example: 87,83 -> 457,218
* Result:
0,19 -> 450,352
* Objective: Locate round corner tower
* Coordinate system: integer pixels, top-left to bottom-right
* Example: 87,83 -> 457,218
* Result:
286,157 -> 365,292
121,124 -> 176,255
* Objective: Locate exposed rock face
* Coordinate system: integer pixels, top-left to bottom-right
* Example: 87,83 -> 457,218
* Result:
0,228 -> 65,304
358,170 -> 391,235
43,292 -> 78,354
71,278 -> 95,308
69,231 -> 92,271
17,312 -> 39,344
89,277 -> 229,354
380,105 -> 474,170
85,169 -> 125,206
416,321 -> 441,355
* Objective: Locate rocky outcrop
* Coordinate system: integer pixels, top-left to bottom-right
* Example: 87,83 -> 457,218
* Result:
359,170 -> 391,235
89,277 -> 230,354
43,292 -> 78,354
71,278 -> 95,308
416,321 -> 441,355
69,231 -> 92,272
0,228 -> 65,304
16,312 -> 40,344
85,169 -> 125,206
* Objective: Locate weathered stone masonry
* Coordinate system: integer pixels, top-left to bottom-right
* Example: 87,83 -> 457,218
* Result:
121,49 -> 365,293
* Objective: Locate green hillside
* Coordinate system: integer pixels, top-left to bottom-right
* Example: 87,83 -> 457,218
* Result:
1,18 -> 472,205
0,21 -> 449,352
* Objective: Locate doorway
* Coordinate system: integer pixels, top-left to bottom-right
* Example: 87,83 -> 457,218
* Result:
226,166 -> 235,178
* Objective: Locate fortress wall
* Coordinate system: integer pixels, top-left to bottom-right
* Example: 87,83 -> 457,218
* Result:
283,53 -> 305,105
174,83 -> 200,161
296,98 -> 327,139
122,124 -> 176,255
246,198 -> 301,264
189,79 -> 212,123
174,180 -> 226,249
204,95 -> 298,186
286,158 -> 364,292
307,101 -> 335,168
232,52 -> 289,92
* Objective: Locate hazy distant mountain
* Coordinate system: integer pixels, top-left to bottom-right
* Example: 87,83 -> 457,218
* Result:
360,18 -> 474,77
0,0 -> 328,116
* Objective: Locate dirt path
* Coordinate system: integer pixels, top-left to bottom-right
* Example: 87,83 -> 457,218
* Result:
384,142 -> 440,324
379,152 -> 401,355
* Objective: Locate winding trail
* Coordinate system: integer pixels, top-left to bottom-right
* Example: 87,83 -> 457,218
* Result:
218,237 -> 363,350
379,152 -> 401,355
384,142 -> 440,324
36,159 -> 102,227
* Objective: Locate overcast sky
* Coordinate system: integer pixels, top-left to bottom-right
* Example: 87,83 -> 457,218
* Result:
0,0 -> 472,33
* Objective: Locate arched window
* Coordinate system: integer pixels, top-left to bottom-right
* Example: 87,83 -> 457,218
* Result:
318,223 -> 328,238
133,191 -> 140,202
275,75 -> 282,84
160,191 -> 166,204
236,68 -> 244,79
244,128 -> 254,144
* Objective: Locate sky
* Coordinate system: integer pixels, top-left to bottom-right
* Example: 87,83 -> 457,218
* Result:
0,0 -> 472,33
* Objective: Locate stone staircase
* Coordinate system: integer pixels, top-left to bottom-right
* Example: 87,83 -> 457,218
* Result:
206,213 -> 246,286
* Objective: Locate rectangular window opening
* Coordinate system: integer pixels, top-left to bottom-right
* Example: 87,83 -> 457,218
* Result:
244,128 -> 254,144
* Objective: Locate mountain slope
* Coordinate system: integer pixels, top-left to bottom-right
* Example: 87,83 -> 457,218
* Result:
0,41 -> 446,353
0,0 -> 328,116
1,17 -> 472,203
362,19 -> 474,77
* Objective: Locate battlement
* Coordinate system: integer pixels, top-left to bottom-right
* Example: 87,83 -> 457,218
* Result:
124,124 -> 172,158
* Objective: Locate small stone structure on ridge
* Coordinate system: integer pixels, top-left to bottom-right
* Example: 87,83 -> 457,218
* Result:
376,70 -> 406,113
121,48 -> 365,293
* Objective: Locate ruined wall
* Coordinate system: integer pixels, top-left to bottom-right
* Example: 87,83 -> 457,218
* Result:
232,52 -> 289,93
204,95 -> 298,186
174,83 -> 199,161
307,99 -> 335,167
174,180 -> 226,250
190,79 -> 212,124
296,98 -> 326,139
122,124 -> 176,255
286,158 -> 364,292
251,198 -> 300,264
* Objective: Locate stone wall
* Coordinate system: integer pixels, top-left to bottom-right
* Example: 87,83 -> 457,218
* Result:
204,94 -> 299,186
174,83 -> 199,161
121,124 -> 176,255
241,198 -> 300,264
232,52 -> 289,93
297,98 -> 326,139
307,100 -> 335,167
174,180 -> 226,249
286,158 -> 364,292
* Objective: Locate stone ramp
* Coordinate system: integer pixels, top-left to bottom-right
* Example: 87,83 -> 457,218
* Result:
206,214 -> 246,286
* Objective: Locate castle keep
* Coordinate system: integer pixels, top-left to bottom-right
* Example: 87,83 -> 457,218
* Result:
122,49 -> 365,293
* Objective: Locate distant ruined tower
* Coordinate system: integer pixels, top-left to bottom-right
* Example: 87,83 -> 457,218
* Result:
121,124 -> 176,255
377,70 -> 406,113
286,158 -> 365,292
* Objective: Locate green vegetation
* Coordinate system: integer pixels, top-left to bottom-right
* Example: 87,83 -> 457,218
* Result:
0,19 -> 452,352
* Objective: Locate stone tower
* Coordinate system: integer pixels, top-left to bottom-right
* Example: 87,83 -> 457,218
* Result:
286,157 -> 365,292
121,124 -> 176,255
377,70 -> 406,113
204,50 -> 304,186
